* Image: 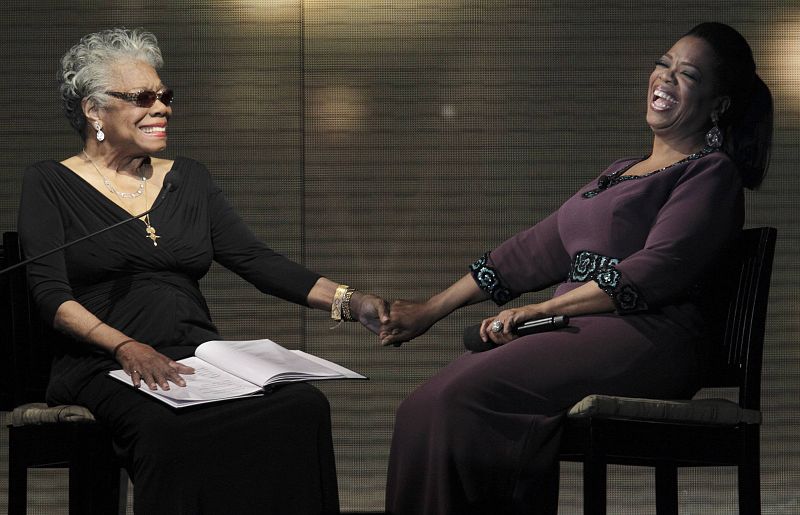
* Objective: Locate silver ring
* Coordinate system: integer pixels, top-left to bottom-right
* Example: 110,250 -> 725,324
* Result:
490,320 -> 504,333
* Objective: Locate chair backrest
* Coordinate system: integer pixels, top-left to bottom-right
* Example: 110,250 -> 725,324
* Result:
698,226 -> 776,412
0,231 -> 52,410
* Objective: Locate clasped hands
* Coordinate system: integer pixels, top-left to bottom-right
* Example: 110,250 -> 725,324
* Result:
347,293 -> 549,347
376,298 -> 548,348
115,293 -> 543,390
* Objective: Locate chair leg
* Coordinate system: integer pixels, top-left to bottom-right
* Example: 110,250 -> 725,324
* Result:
655,464 -> 678,515
8,433 -> 28,515
583,459 -> 607,515
738,461 -> 760,515
738,426 -> 761,515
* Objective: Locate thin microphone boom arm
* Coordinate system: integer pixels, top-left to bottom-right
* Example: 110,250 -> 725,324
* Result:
1,182 -> 175,276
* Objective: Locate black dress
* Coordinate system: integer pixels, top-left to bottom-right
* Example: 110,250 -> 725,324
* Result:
18,158 -> 339,514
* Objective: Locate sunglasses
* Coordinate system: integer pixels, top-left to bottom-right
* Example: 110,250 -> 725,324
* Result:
106,88 -> 174,108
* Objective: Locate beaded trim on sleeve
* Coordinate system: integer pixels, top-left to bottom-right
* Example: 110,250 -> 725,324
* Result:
567,250 -> 647,313
469,253 -> 512,305
568,250 -> 620,282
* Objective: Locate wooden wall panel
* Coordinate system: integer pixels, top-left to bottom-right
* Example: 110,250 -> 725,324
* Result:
0,1 -> 797,512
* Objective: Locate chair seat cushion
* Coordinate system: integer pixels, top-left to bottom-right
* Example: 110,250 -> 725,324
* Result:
567,394 -> 761,426
11,402 -> 96,426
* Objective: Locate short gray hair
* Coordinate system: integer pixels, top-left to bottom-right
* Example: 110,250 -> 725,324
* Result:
59,28 -> 164,134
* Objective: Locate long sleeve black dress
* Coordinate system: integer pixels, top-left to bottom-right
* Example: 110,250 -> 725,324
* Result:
18,157 -> 338,514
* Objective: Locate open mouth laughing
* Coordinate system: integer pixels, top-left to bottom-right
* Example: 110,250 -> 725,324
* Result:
651,87 -> 679,111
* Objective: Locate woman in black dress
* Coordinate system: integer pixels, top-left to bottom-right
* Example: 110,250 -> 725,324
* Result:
18,28 -> 386,514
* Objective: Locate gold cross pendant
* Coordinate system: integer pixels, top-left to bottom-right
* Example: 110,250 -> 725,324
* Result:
145,225 -> 160,246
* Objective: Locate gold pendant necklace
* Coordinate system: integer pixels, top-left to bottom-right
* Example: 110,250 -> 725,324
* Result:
142,180 -> 160,246
143,214 -> 160,246
82,149 -> 160,246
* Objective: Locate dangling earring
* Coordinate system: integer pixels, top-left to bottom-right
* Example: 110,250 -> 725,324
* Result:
705,112 -> 722,149
94,121 -> 105,142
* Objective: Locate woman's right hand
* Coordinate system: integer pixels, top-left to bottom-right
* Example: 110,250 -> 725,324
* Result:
115,341 -> 195,391
380,299 -> 438,346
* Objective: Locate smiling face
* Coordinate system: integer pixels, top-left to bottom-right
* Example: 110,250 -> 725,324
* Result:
89,60 -> 171,156
646,36 -> 728,147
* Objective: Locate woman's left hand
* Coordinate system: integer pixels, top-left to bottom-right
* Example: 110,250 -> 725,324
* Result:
479,304 -> 548,346
350,292 -> 390,337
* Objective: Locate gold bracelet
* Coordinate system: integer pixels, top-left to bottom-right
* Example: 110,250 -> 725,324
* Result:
331,284 -> 349,322
341,288 -> 357,322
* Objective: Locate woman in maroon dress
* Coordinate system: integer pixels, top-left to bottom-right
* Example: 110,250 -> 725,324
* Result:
380,23 -> 773,515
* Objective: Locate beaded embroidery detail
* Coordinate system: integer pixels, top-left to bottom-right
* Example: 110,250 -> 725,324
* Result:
568,250 -> 647,313
582,146 -> 717,198
569,250 -> 620,282
469,253 -> 512,305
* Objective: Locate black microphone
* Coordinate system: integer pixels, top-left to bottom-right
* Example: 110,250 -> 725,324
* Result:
597,175 -> 612,189
463,315 -> 569,352
1,181 -> 178,276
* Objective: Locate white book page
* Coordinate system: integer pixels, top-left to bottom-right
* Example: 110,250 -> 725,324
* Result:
195,339 -> 342,387
108,356 -> 263,403
290,350 -> 367,380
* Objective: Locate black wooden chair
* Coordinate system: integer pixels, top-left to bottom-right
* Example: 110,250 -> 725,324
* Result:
1,231 -> 127,515
559,226 -> 776,515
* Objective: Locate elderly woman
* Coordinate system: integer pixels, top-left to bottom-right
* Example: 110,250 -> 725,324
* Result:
18,28 -> 386,514
380,22 -> 773,514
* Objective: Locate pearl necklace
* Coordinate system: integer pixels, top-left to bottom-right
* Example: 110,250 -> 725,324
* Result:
82,150 -> 146,199
82,150 -> 160,246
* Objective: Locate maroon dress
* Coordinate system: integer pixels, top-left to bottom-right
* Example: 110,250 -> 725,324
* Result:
385,150 -> 744,515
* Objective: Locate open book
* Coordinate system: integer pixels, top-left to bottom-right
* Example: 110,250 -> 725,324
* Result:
108,338 -> 367,408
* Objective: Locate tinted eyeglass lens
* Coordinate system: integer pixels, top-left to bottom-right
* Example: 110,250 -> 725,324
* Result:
135,91 -> 157,107
107,89 -> 174,107
158,89 -> 174,106
134,89 -> 174,107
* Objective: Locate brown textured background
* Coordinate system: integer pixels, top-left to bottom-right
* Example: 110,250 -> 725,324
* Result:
1,1 -> 797,512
